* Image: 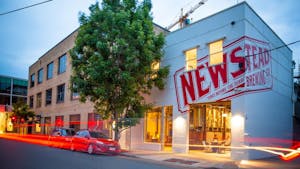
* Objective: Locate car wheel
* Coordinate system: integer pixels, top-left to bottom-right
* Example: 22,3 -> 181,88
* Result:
87,144 -> 93,154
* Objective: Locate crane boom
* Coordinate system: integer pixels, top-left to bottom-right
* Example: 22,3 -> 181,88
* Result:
166,0 -> 208,30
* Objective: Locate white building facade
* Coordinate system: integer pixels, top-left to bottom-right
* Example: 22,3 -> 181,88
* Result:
121,2 -> 293,160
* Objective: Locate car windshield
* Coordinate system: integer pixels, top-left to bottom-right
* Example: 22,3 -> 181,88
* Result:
89,132 -> 109,139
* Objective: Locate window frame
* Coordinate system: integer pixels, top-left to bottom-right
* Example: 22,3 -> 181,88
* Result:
36,92 -> 42,108
208,38 -> 225,66
29,95 -> 34,108
184,46 -> 199,71
45,88 -> 52,106
47,62 -> 54,80
30,73 -> 35,88
56,83 -> 65,103
58,54 -> 67,74
38,68 -> 43,84
144,107 -> 162,143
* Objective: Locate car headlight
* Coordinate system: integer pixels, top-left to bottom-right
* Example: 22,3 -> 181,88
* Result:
96,141 -> 104,145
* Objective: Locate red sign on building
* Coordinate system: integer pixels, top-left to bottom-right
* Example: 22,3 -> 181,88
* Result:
174,36 -> 272,113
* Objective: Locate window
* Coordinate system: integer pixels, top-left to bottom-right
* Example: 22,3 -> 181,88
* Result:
57,84 -> 65,103
36,92 -> 42,108
38,68 -> 43,84
209,39 -> 223,66
145,107 -> 162,143
29,96 -> 34,108
47,62 -> 54,79
69,114 -> 80,131
71,83 -> 79,100
0,77 -> 11,94
151,62 -> 160,79
45,88 -> 52,105
185,48 -> 197,71
30,73 -> 35,87
12,79 -> 27,96
58,54 -> 67,74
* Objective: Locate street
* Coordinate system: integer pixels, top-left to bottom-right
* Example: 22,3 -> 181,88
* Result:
0,139 -> 183,169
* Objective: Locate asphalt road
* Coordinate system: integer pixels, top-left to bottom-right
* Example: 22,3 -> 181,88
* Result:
0,138 -> 182,169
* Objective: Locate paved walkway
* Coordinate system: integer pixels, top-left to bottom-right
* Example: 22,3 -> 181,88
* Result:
120,149 -> 300,169
121,150 -> 238,169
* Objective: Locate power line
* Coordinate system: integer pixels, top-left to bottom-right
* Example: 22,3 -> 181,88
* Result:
0,0 -> 53,16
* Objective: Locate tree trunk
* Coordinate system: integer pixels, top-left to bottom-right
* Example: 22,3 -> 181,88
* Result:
113,110 -> 120,141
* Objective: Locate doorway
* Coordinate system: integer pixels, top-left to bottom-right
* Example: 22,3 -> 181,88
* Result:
189,101 -> 231,151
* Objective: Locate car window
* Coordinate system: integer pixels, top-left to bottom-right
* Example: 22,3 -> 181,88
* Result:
90,132 -> 109,139
60,129 -> 67,136
66,129 -> 75,136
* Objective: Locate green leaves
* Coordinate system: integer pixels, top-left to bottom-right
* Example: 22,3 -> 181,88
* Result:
70,0 -> 169,140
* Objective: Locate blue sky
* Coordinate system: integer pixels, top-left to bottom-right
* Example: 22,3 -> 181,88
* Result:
0,0 -> 299,79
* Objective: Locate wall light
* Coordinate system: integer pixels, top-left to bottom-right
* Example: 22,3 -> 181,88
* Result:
231,114 -> 244,128
174,116 -> 186,135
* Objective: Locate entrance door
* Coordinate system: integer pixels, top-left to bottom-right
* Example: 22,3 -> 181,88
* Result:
189,101 -> 231,151
163,106 -> 173,151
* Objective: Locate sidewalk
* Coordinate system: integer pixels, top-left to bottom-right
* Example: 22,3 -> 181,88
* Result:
120,149 -> 300,169
120,149 -> 239,169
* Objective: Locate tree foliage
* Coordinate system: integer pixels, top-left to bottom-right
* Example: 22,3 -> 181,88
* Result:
12,101 -> 35,123
70,0 -> 169,140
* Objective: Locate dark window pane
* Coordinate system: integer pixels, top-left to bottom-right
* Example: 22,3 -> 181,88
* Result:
58,54 -> 67,74
56,84 -> 65,103
46,88 -> 52,105
47,62 -> 53,79
38,68 -> 43,84
30,73 -> 35,87
29,96 -> 34,108
13,79 -> 27,95
0,77 -> 11,94
0,95 -> 10,105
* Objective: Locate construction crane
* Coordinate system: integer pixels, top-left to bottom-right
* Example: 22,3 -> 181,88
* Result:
166,0 -> 208,30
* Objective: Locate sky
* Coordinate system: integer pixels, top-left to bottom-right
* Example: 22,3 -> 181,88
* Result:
0,0 -> 299,80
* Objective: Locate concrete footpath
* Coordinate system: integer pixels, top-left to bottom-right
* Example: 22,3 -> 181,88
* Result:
120,150 -> 300,169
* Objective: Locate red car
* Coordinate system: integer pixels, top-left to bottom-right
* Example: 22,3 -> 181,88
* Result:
48,128 -> 75,149
70,130 -> 121,155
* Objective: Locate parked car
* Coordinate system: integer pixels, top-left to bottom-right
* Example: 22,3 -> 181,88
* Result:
70,129 -> 121,155
48,128 -> 75,149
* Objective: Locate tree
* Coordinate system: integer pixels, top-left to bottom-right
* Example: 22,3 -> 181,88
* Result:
12,101 -> 35,133
70,0 -> 169,141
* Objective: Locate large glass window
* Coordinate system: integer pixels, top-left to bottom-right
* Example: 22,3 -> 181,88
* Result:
185,48 -> 197,71
57,84 -> 65,103
145,107 -> 162,143
209,39 -> 223,66
69,114 -> 80,131
47,62 -> 53,79
12,79 -> 27,96
189,101 -> 231,150
38,68 -> 43,84
0,77 -> 11,94
29,95 -> 34,108
36,92 -> 42,108
45,88 -> 52,105
30,73 -> 35,87
58,54 -> 67,74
